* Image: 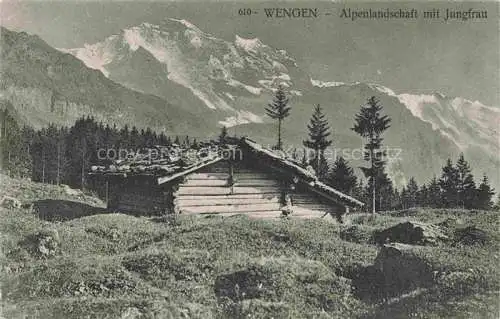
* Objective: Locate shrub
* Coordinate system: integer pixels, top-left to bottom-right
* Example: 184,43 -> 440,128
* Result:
340,225 -> 374,244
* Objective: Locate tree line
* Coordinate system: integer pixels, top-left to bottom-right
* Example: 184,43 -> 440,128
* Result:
263,86 -> 497,212
0,109 -> 198,189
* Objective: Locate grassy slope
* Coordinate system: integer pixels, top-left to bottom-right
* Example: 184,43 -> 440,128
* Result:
0,175 -> 498,318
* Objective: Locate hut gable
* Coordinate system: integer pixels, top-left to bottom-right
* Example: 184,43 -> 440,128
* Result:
239,138 -> 364,208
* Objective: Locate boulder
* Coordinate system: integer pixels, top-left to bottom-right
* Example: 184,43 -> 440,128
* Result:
454,226 -> 489,246
1,196 -> 22,209
373,221 -> 448,246
62,184 -> 81,196
351,243 -> 434,301
376,244 -> 433,296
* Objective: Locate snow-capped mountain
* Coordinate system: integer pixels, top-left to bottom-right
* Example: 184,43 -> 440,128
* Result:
3,20 -> 498,190
60,19 -> 306,127
309,79 -> 499,165
379,87 -> 498,157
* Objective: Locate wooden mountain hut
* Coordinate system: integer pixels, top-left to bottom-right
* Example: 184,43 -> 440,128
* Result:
89,137 -> 364,220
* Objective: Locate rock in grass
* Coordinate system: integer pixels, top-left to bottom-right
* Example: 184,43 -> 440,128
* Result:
1,196 -> 22,209
373,221 -> 448,246
22,228 -> 60,258
369,244 -> 433,299
454,226 -> 489,246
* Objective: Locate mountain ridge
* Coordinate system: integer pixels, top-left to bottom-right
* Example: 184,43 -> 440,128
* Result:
0,26 -> 212,136
1,23 -> 498,190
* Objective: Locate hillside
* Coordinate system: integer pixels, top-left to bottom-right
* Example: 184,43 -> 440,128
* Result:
1,175 -> 499,318
0,27 -> 210,136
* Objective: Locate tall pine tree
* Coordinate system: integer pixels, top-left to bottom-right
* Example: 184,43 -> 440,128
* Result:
303,104 -> 332,179
352,96 -> 391,213
266,85 -> 291,150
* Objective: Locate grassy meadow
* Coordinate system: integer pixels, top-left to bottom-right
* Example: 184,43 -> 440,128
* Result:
0,175 -> 498,318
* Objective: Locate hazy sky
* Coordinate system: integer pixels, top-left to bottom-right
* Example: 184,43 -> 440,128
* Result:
1,1 -> 498,105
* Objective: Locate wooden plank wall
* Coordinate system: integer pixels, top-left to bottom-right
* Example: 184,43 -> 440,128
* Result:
291,189 -> 343,219
174,161 -> 282,217
174,160 -> 343,219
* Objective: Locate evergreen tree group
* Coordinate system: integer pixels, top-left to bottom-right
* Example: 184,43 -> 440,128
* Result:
399,154 -> 496,210
297,96 -> 496,212
0,110 -> 198,190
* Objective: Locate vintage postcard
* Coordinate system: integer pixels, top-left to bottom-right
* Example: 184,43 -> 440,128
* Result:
0,0 -> 498,318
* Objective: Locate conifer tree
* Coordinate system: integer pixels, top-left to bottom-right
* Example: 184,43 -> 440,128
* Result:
376,171 -> 395,211
417,184 -> 429,207
173,136 -> 181,145
439,158 -> 459,208
219,126 -> 228,145
327,156 -> 357,195
303,104 -> 332,178
392,188 -> 402,211
266,85 -> 291,150
406,177 -> 419,208
427,176 -> 442,208
316,155 -> 330,181
456,154 -> 476,209
119,125 -> 130,148
144,127 -> 154,146
476,174 -> 495,210
493,196 -> 500,211
353,180 -> 366,204
401,186 -> 409,209
352,96 -> 391,213
130,126 -> 140,149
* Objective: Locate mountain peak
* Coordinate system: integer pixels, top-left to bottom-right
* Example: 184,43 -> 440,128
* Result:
235,35 -> 264,53
167,18 -> 201,31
